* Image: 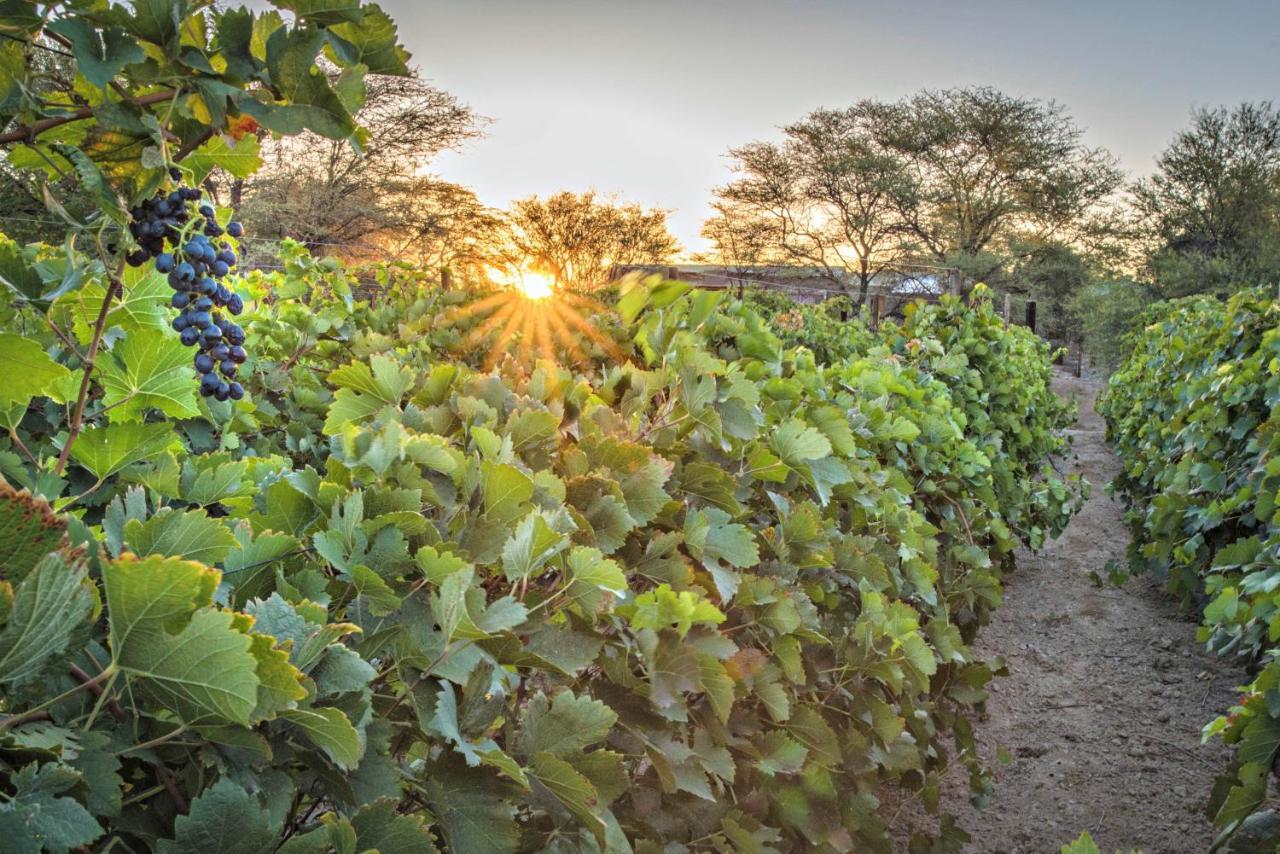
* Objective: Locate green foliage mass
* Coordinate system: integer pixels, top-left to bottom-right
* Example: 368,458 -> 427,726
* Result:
0,235 -> 1082,851
1100,287 -> 1280,847
742,290 -> 873,365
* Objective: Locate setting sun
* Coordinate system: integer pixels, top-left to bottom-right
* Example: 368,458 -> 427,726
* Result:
515,270 -> 554,300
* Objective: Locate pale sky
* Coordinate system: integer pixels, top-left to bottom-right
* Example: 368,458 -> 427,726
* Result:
385,0 -> 1280,253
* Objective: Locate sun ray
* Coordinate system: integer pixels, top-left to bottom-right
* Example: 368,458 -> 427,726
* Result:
543,303 -> 588,365
484,301 -> 533,371
533,308 -> 557,364
555,300 -> 624,363
442,268 -> 634,372
515,301 -> 539,369
460,299 -> 521,352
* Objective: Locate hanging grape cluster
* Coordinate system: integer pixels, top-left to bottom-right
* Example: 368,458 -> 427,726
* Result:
125,168 -> 249,402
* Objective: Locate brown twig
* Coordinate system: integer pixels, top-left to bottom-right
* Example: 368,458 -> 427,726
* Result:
53,265 -> 123,476
0,709 -> 53,728
69,663 -> 125,722
156,765 -> 189,814
173,127 -> 215,163
0,89 -> 178,146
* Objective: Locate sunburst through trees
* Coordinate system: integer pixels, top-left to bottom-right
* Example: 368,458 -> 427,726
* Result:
444,270 -> 623,371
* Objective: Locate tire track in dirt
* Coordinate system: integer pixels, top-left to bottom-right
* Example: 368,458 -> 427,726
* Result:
899,370 -> 1248,853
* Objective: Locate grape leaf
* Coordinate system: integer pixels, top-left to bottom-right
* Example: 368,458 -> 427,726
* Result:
279,707 -> 363,770
68,421 -> 179,481
123,508 -> 238,564
104,554 -> 261,725
98,328 -> 200,421
0,552 -> 94,689
0,333 -> 72,407
157,777 -> 280,854
517,690 -> 616,759
0,763 -> 103,854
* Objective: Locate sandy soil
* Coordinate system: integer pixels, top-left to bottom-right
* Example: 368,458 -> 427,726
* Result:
898,371 -> 1250,853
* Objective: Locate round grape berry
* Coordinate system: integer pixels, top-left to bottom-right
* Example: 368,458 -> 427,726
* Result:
228,382 -> 244,400
195,353 -> 215,374
180,326 -> 200,346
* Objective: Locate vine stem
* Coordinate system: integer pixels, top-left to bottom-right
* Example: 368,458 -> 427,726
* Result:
53,261 -> 124,476
0,89 -> 177,146
0,665 -> 115,731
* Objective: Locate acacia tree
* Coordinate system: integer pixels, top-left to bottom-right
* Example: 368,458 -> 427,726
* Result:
708,89 -> 1120,299
708,106 -> 911,306
1132,102 -> 1280,296
871,87 -> 1122,282
503,191 -> 679,290
230,72 -> 492,268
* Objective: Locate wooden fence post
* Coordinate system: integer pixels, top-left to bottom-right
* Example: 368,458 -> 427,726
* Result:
870,294 -> 885,331
947,268 -> 962,297
1003,292 -> 1011,327
1025,300 -> 1037,333
666,266 -> 678,281
440,268 -> 452,290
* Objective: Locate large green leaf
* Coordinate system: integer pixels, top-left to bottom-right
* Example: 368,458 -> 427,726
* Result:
326,3 -> 410,75
350,799 -> 440,853
0,482 -> 69,583
770,419 -> 832,466
0,333 -> 72,407
0,763 -> 103,854
255,26 -> 355,140
528,752 -> 606,845
99,328 -> 201,421
0,553 -> 94,688
65,270 -> 171,342
122,0 -> 187,45
424,758 -> 519,854
183,133 -> 263,183
68,421 -> 179,480
104,554 -> 260,725
123,508 -> 238,564
275,0 -> 364,26
483,462 -> 533,524
565,546 -> 627,612
280,706 -> 363,770
517,690 -> 616,759
47,18 -> 145,88
500,512 -> 566,583
157,777 -> 280,854
0,240 -> 46,301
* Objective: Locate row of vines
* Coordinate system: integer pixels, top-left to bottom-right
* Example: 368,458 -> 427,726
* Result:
0,237 -> 1083,851
0,2 -> 1085,851
1100,286 -> 1280,850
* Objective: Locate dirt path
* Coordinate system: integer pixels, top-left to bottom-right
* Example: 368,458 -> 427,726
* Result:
901,371 -> 1249,853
